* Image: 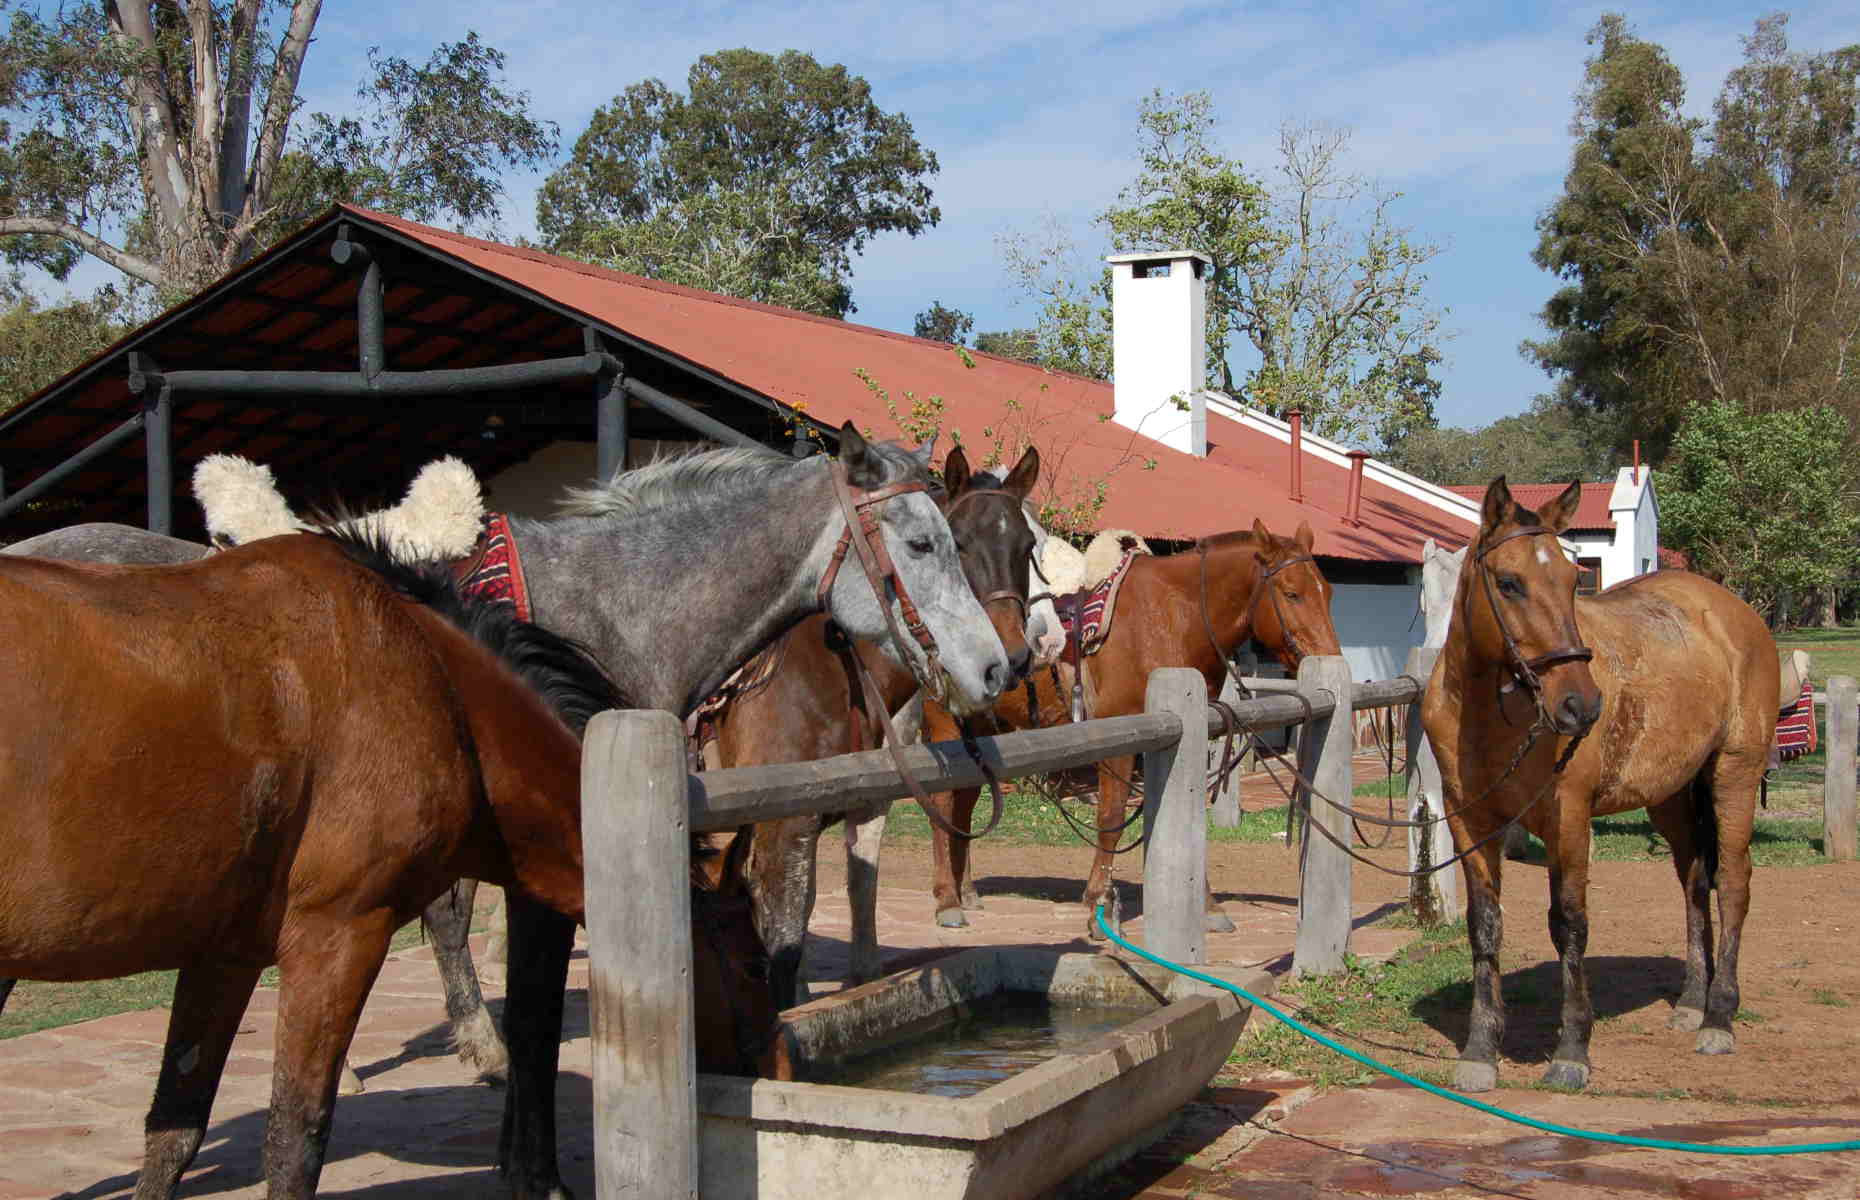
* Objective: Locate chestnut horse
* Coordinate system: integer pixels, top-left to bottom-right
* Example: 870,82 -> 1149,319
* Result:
714,445 -> 1045,1007
925,520 -> 1345,936
0,532 -> 783,1200
1422,478 -> 1773,1093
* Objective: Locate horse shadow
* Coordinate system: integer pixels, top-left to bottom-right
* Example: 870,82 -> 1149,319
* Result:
56,992 -> 602,1199
1407,954 -> 1689,1065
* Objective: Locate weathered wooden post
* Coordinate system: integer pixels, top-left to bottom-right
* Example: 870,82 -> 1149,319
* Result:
1210,667 -> 1244,828
1293,655 -> 1354,975
1142,667 -> 1209,966
583,709 -> 698,1198
1403,647 -> 1460,923
1826,676 -> 1857,862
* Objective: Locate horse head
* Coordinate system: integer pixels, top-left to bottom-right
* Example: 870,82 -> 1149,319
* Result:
1420,537 -> 1469,649
691,830 -> 794,1080
1246,518 -> 1341,669
941,443 -> 1039,685
821,423 -> 1009,717
1461,477 -> 1602,736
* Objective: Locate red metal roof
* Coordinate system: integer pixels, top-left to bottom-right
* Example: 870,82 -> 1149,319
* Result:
337,206 -> 1475,563
1445,482 -> 1616,532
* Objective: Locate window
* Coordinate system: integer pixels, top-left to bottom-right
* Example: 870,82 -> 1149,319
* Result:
1576,557 -> 1602,596
1132,260 -> 1172,279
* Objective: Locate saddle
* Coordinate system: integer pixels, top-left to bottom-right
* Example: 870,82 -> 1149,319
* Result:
1052,545 -> 1143,661
449,513 -> 533,622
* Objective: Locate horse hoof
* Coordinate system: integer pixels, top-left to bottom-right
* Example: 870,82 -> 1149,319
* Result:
338,1062 -> 365,1096
960,891 -> 985,911
1541,1060 -> 1590,1090
935,908 -> 969,929
1454,1060 -> 1498,1093
1695,1028 -> 1736,1056
1205,910 -> 1236,934
1668,1005 -> 1705,1032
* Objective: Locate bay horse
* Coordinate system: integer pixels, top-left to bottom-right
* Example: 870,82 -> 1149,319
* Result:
924,520 -> 1346,936
1421,478 -> 1773,1093
0,531 -> 784,1200
713,445 -> 1047,1007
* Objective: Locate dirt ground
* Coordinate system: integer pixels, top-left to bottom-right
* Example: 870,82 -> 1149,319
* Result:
835,830 -> 1860,1106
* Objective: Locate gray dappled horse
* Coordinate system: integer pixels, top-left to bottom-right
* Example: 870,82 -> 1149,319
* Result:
7,426 -> 1011,1200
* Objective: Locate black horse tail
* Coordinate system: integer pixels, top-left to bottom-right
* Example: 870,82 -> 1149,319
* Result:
1692,770 -> 1721,891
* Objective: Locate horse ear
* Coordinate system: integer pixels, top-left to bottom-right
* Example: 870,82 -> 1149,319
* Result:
912,435 -> 936,465
715,827 -> 755,899
838,422 -> 880,488
1003,444 -> 1041,500
1250,517 -> 1272,550
943,444 -> 972,496
1293,520 -> 1314,554
1480,476 -> 1514,532
1422,537 -> 1437,562
1540,480 -> 1583,535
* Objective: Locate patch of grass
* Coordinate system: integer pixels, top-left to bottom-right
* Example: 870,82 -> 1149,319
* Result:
1811,988 -> 1848,1007
3,917 -> 448,1040
1588,812 -> 1843,868
1776,627 -> 1860,686
881,782 -> 1298,846
1226,919 -> 1475,1089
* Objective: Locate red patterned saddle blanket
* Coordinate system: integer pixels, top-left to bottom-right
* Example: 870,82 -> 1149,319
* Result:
1774,677 -> 1817,764
1052,547 -> 1142,658
450,513 -> 532,622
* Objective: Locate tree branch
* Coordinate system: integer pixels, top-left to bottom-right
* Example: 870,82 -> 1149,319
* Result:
216,0 -> 265,220
243,0 -> 321,232
0,216 -> 169,287
106,1 -> 189,231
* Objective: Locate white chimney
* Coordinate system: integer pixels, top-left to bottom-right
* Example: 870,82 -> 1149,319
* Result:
1107,249 -> 1210,456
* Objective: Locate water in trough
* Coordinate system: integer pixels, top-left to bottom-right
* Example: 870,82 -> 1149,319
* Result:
814,995 -> 1153,1098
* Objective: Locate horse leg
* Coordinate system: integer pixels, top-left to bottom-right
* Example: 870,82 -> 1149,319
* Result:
845,802 -> 890,986
134,964 -> 261,1200
1204,875 -> 1235,933
1648,793 -> 1713,1035
951,786 -> 984,910
1700,753 -> 1758,1055
1452,829 -> 1507,1093
750,817 -> 824,1008
0,978 -> 13,1013
423,878 -> 509,1083
485,892 -> 509,965
265,916 -> 393,1199
498,891 -> 577,1200
1082,756 -> 1133,939
928,785 -> 969,928
1541,819 -> 1595,1090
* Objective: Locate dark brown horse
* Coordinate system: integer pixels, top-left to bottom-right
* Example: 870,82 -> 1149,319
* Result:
713,445 -> 1043,1007
1422,478 -> 1772,1092
923,520 -> 1345,936
0,533 -> 783,1199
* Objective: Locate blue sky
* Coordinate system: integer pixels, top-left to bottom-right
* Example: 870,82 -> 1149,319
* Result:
34,2 -> 1857,433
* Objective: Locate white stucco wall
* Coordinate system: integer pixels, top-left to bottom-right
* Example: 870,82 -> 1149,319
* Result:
1329,581 -> 1425,683
1107,251 -> 1209,456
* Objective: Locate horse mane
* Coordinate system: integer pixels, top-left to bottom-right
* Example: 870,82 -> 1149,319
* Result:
317,524 -> 624,736
556,441 -> 933,521
556,445 -> 794,519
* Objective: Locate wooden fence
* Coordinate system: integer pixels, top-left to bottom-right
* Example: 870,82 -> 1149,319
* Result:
580,656 -> 1426,1197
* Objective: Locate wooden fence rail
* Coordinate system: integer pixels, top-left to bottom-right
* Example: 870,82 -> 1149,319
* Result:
582,658 -> 1424,1198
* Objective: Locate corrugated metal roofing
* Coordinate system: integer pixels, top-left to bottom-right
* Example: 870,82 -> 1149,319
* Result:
1445,482 -> 1616,532
351,208 -> 1474,563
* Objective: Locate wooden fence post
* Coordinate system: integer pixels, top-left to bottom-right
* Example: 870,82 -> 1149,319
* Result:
1403,648 -> 1460,924
583,709 -> 697,1199
1293,656 -> 1354,976
1210,667 -> 1243,828
1143,667 -> 1209,966
1826,676 -> 1857,862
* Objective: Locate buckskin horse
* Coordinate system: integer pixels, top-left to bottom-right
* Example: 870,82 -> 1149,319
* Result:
1421,478 -> 1773,1093
710,444 -> 1048,1007
0,531 -> 784,1200
924,519 -> 1346,936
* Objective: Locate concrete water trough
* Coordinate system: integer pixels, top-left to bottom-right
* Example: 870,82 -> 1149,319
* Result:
696,947 -> 1270,1200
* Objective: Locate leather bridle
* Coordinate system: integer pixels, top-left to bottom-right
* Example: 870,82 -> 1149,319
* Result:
816,460 -> 947,704
1473,525 -> 1595,726
1199,538 -> 1319,667
944,486 -> 1034,630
